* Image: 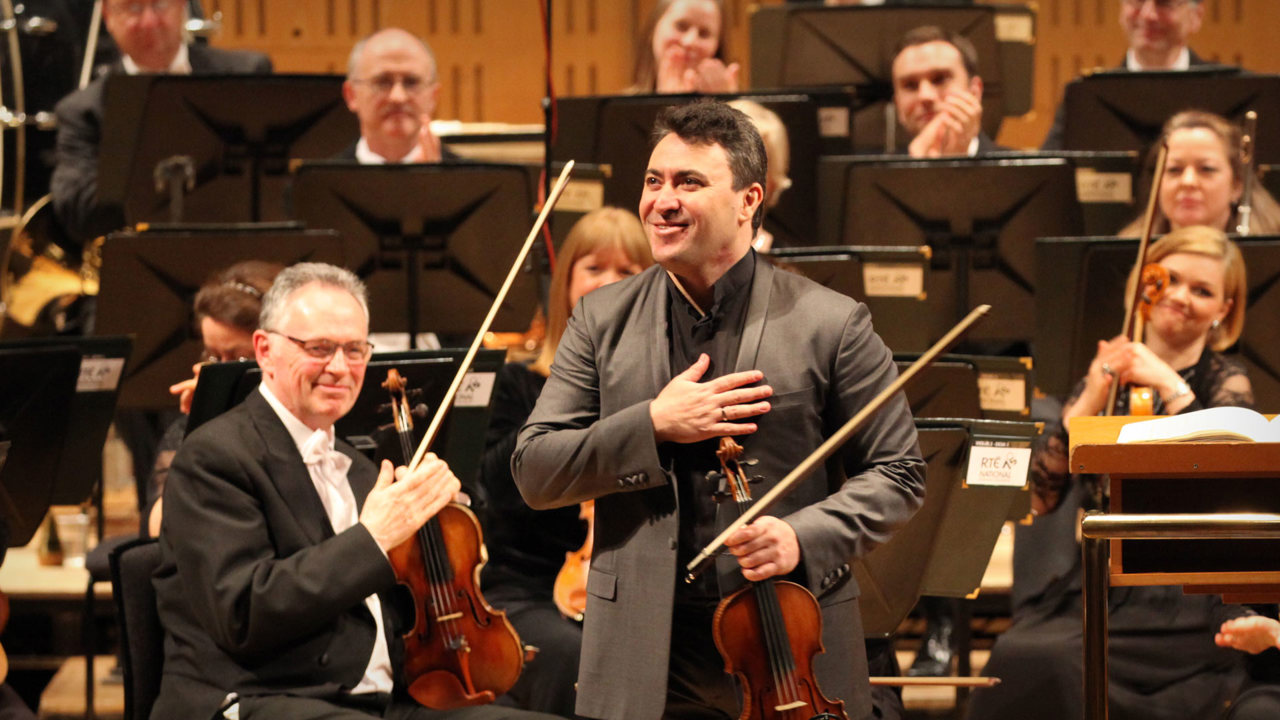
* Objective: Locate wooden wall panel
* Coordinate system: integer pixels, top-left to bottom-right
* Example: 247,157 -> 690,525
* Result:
204,0 -> 1280,142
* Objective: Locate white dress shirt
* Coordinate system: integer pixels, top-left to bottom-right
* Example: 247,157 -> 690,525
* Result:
122,43 -> 192,75
1126,47 -> 1192,72
258,383 -> 395,695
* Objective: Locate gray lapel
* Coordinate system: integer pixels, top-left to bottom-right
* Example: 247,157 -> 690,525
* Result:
734,258 -> 774,373
647,268 -> 674,397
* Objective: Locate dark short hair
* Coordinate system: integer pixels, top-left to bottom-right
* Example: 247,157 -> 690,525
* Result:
893,25 -> 980,80
194,260 -> 284,333
651,100 -> 768,232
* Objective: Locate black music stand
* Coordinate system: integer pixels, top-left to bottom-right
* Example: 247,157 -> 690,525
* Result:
0,344 -> 79,546
768,245 -> 932,352
99,74 -> 357,226
1060,68 -> 1280,159
93,225 -> 347,409
816,156 -> 1083,352
550,92 -> 832,249
186,349 -> 506,489
856,417 -> 1037,636
289,162 -> 538,341
2,336 -> 131,519
749,3 -> 1034,152
1034,235 -> 1280,410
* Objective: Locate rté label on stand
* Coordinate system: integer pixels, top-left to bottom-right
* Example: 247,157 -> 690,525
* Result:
965,439 -> 1031,488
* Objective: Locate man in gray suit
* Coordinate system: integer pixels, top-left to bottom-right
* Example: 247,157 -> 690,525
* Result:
513,101 -> 926,720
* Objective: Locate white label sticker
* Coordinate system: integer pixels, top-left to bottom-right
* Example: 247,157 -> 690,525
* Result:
818,106 -> 850,138
978,372 -> 1027,413
77,357 -> 125,392
455,371 -> 496,408
966,440 -> 1032,488
994,14 -> 1034,43
863,263 -> 924,298
558,179 -> 605,213
1075,168 -> 1132,204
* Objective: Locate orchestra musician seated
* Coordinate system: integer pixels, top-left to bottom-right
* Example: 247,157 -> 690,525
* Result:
968,225 -> 1256,720
630,0 -> 739,94
1119,110 -> 1280,237
50,0 -> 272,249
339,28 -> 458,164
150,262 -> 555,720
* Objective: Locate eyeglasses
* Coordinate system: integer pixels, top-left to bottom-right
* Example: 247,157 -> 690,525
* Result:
1122,0 -> 1192,11
110,0 -> 179,18
268,331 -> 374,364
352,73 -> 435,96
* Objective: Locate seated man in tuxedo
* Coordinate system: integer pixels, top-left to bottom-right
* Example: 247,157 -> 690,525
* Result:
51,0 -> 272,247
341,28 -> 456,164
1042,0 -> 1208,149
151,262 -> 553,720
891,25 -> 998,158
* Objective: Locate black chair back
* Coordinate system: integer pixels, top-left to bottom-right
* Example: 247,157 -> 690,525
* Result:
109,538 -> 163,720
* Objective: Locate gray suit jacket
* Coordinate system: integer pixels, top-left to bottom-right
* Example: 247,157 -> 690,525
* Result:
51,44 -> 272,247
513,259 -> 926,720
152,390 -> 399,720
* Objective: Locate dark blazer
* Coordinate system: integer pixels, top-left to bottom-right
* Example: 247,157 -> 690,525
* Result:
1040,49 -> 1208,150
151,390 -> 400,720
513,259 -> 927,720
50,44 -> 272,247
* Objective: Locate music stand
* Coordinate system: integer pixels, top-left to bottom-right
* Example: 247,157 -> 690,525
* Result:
0,344 -> 79,546
94,225 -> 347,409
748,3 -> 1033,152
289,162 -> 538,340
1060,68 -> 1280,159
550,92 -> 832,249
1,335 -> 132,506
816,156 -> 1083,352
855,417 -> 1038,636
186,349 -> 506,488
1034,235 -> 1280,410
99,74 -> 357,225
767,245 -> 933,353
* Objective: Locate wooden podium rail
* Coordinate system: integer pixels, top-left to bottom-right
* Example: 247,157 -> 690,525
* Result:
1069,415 -> 1280,720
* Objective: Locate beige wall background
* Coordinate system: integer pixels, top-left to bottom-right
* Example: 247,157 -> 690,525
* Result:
207,0 -> 1280,148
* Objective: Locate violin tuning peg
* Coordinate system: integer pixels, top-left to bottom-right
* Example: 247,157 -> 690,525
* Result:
749,475 -> 765,485
410,403 -> 430,418
376,401 -> 392,413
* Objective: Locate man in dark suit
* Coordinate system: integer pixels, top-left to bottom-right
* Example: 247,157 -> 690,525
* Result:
513,101 -> 926,720
50,0 -> 272,247
891,26 -> 1001,158
152,263 -> 554,720
338,28 -> 455,164
1041,0 -> 1208,149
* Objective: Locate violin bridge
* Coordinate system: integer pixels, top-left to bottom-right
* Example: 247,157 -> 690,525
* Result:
774,701 -> 808,712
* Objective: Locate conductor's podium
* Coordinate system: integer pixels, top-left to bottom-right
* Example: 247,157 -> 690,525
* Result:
1069,415 -> 1280,720
1070,415 -> 1280,600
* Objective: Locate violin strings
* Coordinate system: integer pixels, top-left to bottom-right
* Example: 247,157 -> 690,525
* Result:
737,491 -> 801,708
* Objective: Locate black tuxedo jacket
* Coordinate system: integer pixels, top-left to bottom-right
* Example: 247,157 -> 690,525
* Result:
151,390 -> 402,720
1041,49 -> 1208,150
50,44 -> 272,247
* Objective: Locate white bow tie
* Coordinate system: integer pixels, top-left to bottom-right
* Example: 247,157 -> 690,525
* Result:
300,429 -> 352,486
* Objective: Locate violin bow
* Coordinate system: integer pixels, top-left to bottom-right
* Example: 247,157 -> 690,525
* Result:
407,160 -> 576,472
1105,141 -> 1168,417
686,304 -> 991,582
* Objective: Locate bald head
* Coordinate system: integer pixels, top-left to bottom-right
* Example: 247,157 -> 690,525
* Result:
342,28 -> 441,161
